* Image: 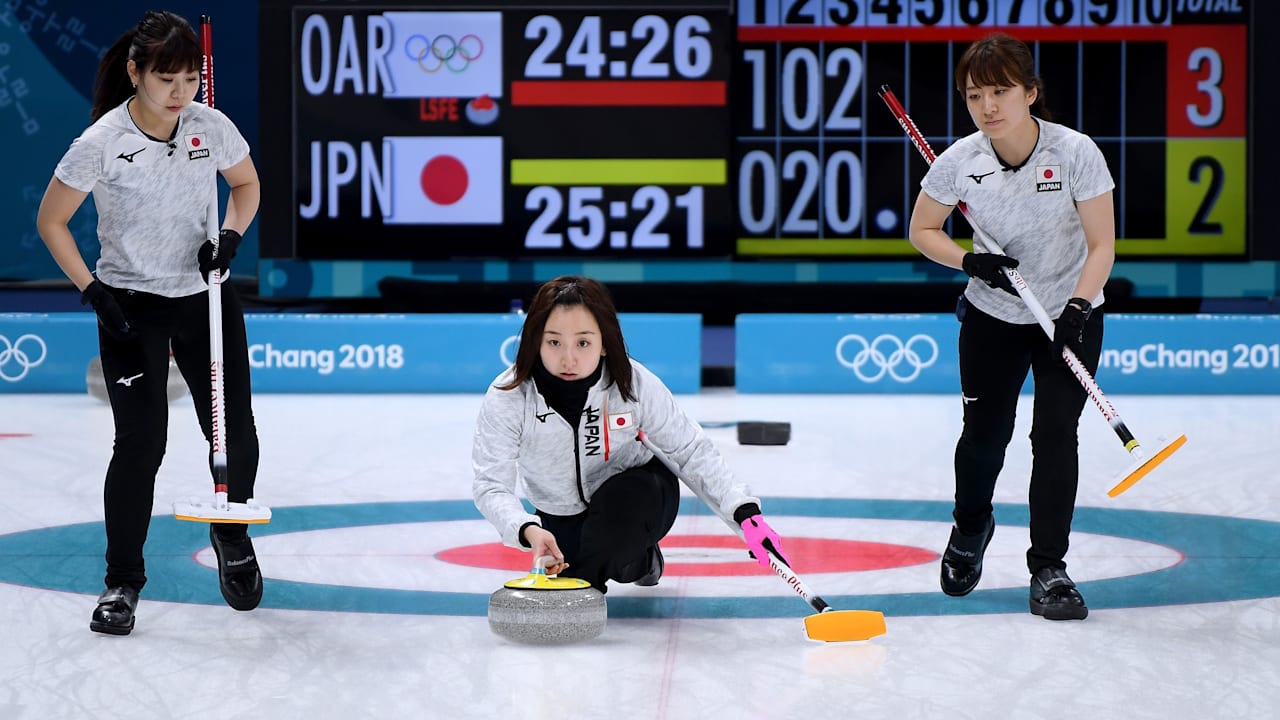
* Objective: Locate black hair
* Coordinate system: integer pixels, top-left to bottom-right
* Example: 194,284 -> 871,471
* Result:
498,276 -> 635,401
956,32 -> 1052,121
91,10 -> 201,121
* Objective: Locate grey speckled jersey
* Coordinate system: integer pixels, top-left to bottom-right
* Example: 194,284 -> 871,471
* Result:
54,99 -> 250,298
920,119 -> 1114,324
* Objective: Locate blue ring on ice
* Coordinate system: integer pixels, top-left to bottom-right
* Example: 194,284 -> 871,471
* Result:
2,498 -> 1277,618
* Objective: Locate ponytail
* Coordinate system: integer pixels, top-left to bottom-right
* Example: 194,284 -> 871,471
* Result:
90,30 -> 135,122
1029,79 -> 1053,122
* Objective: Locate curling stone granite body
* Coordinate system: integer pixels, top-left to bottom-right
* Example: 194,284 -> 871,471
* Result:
488,583 -> 607,645
87,355 -> 188,403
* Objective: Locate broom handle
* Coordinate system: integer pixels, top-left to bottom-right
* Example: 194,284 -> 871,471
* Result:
636,431 -> 831,613
201,15 -> 229,510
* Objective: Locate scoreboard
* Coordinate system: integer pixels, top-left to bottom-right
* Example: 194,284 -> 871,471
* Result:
258,0 -> 1254,262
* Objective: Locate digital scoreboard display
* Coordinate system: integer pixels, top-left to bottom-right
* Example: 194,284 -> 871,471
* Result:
733,0 -> 1250,258
259,0 -> 734,260
259,0 -> 1252,261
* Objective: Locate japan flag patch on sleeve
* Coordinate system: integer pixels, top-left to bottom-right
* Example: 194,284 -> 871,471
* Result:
1036,165 -> 1062,192
184,133 -> 210,160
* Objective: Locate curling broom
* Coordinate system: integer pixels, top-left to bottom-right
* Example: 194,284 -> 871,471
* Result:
173,14 -> 270,524
638,431 -> 885,642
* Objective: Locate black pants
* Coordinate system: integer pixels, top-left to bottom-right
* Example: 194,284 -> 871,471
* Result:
97,282 -> 259,591
538,458 -> 680,592
953,299 -> 1103,574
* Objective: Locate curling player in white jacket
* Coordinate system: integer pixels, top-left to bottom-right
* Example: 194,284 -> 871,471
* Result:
473,276 -> 790,592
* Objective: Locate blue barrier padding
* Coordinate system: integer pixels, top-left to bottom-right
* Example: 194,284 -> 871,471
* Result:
0,313 -> 701,394
736,314 -> 959,394
1096,314 -> 1280,393
735,313 -> 1280,394
0,314 -> 101,392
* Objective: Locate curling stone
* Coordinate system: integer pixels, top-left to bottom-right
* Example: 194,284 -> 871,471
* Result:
488,556 -> 606,645
87,354 -> 188,403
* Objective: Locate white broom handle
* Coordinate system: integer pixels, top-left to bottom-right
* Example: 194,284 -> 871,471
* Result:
636,431 -> 831,613
201,15 -> 229,510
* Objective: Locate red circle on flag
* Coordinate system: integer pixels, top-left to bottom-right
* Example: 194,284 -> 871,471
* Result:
420,155 -> 468,205
1042,167 -> 1054,179
437,535 -> 936,576
191,137 -> 201,147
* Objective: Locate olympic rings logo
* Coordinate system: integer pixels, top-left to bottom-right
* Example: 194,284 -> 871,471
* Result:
404,33 -> 483,73
0,334 -> 48,383
835,333 -> 938,383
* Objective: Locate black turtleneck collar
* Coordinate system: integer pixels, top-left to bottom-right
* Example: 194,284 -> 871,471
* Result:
993,116 -> 1040,173
532,359 -> 604,426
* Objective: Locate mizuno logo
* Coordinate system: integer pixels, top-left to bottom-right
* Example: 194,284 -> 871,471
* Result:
117,148 -> 146,163
961,394 -> 978,405
967,171 -> 995,184
535,410 -> 554,423
116,373 -> 144,387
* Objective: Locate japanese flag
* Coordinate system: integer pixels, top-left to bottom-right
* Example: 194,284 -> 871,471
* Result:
1037,165 -> 1060,182
609,412 -> 635,430
383,136 -> 503,225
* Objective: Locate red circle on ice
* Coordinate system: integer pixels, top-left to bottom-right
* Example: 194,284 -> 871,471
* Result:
420,155 -> 468,205
437,535 -> 936,576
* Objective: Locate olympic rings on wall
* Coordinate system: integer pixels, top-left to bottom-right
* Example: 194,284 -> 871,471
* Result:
0,334 -> 47,383
835,333 -> 938,383
404,33 -> 484,73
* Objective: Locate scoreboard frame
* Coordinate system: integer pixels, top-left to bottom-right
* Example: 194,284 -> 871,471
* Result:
258,0 -> 1267,264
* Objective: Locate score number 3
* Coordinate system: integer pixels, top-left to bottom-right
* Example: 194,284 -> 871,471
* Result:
1186,47 -> 1223,129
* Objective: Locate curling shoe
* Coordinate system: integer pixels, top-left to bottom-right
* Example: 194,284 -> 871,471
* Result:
210,525 -> 263,611
940,516 -> 994,597
90,585 -> 139,636
1030,566 -> 1088,621
634,545 -> 664,587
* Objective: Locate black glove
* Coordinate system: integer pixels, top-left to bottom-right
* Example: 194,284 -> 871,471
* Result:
961,252 -> 1020,296
1052,297 -> 1093,358
198,228 -> 242,279
81,280 -> 136,341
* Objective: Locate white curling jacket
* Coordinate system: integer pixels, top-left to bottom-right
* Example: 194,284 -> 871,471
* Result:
473,359 -> 759,548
